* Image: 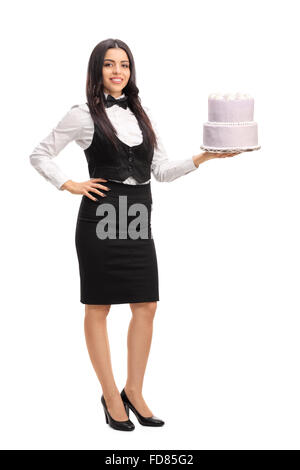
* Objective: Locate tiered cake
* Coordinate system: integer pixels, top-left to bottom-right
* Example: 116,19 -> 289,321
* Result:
201,92 -> 259,151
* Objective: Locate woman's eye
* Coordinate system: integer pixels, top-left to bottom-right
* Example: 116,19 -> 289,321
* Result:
104,63 -> 129,68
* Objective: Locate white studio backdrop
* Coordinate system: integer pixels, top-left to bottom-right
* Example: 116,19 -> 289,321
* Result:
1,0 -> 299,450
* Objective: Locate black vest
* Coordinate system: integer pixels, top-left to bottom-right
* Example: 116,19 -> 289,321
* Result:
84,105 -> 154,183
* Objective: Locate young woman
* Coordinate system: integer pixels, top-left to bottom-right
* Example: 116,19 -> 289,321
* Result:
29,38 -> 242,431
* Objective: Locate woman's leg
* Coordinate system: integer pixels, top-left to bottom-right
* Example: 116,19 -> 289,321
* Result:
84,304 -> 129,421
125,301 -> 157,417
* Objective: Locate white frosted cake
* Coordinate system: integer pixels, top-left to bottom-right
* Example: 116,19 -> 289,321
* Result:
202,92 -> 259,151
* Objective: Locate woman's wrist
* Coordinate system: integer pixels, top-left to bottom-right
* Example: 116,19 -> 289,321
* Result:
60,179 -> 74,191
192,152 -> 212,168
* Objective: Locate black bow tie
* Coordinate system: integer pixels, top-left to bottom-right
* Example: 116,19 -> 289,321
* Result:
104,94 -> 128,109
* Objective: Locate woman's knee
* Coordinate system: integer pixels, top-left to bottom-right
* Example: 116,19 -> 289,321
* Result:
85,304 -> 111,320
130,301 -> 157,321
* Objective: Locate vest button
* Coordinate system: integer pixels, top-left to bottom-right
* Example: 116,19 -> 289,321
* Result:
128,165 -> 133,171
128,156 -> 133,162
128,148 -> 134,155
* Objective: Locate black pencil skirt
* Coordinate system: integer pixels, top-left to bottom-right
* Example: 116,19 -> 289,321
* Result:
75,180 -> 159,305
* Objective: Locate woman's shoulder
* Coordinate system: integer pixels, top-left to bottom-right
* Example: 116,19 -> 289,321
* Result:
142,103 -> 151,114
70,102 -> 89,111
142,103 -> 159,129
61,102 -> 93,129
69,102 -> 91,118
142,103 -> 154,121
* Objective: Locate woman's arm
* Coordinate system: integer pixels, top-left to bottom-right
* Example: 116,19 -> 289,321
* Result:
29,105 -> 84,190
144,106 -> 242,181
144,105 -> 199,183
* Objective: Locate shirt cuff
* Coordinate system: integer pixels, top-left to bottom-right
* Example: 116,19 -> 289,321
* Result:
57,178 -> 70,190
190,157 -> 198,170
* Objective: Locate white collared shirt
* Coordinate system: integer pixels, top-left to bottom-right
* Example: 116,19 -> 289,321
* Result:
29,92 -> 198,190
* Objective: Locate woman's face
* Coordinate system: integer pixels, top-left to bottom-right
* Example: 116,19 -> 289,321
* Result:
102,48 -> 130,98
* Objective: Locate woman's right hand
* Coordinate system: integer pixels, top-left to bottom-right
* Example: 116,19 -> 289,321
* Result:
60,178 -> 111,201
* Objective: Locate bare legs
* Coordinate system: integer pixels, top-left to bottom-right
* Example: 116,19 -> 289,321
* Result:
124,302 -> 157,417
84,304 -> 128,421
84,301 -> 157,420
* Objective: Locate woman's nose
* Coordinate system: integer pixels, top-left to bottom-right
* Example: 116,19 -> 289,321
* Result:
113,66 -> 121,74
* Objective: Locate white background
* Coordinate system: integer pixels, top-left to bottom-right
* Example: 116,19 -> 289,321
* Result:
1,0 -> 299,450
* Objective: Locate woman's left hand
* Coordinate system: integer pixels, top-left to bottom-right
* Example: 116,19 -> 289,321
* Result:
215,151 -> 244,158
193,150 -> 244,167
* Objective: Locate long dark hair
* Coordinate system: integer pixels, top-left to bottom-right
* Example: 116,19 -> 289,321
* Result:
86,38 -> 158,152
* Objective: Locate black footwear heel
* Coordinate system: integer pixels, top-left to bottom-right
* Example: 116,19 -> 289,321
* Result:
101,394 -> 135,431
120,388 -> 165,427
124,403 -> 130,416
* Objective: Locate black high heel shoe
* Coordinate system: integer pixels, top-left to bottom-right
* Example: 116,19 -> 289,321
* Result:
121,388 -> 165,427
101,394 -> 135,431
